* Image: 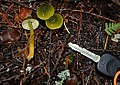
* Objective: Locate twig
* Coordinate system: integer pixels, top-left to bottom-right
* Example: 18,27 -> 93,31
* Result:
114,71 -> 120,85
47,31 -> 52,85
104,35 -> 109,50
104,80 -> 107,85
88,8 -> 94,13
51,41 -> 64,74
77,3 -> 83,70
86,12 -> 116,22
64,21 -> 70,34
86,64 -> 95,85
0,75 -> 16,83
59,9 -> 117,22
2,0 -> 36,10
0,12 -> 12,27
21,57 -> 26,84
65,14 -> 80,21
73,10 -> 117,22
65,55 -> 69,69
93,76 -> 100,85
24,30 -> 29,40
82,70 -> 85,85
0,73 -> 21,83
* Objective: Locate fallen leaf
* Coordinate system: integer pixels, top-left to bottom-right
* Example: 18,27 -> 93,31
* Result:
19,7 -> 32,20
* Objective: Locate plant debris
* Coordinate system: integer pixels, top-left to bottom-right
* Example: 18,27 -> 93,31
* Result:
0,0 -> 120,85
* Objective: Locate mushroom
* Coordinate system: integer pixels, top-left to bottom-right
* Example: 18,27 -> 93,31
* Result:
36,4 -> 54,20
45,13 -> 63,30
22,18 -> 39,61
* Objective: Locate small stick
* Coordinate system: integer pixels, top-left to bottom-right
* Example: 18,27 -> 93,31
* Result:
0,13 -> 12,27
64,21 -> 70,34
2,0 -> 36,10
88,8 -> 94,13
47,31 -> 52,85
61,9 -> 117,22
86,12 -> 116,22
82,70 -> 85,85
104,35 -> 109,50
24,30 -> 28,39
51,42 -> 64,74
94,76 -> 100,85
86,64 -> 94,85
65,55 -> 69,69
8,3 -> 14,9
104,80 -> 107,85
114,71 -> 120,85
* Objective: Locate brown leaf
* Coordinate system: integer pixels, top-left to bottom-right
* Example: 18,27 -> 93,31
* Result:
1,29 -> 20,43
19,7 -> 32,20
66,74 -> 78,85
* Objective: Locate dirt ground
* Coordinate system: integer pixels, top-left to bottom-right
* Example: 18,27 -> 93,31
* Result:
0,0 -> 120,85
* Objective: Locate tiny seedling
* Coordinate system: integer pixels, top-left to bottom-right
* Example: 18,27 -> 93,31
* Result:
36,4 -> 54,20
45,13 -> 63,30
22,18 -> 39,61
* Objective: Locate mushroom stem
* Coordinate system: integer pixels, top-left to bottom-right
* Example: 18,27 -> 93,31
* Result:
27,21 -> 34,61
22,18 -> 39,61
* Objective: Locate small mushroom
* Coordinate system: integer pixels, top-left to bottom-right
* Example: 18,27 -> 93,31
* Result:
22,19 -> 39,30
36,4 -> 54,20
22,18 -> 39,61
45,13 -> 63,30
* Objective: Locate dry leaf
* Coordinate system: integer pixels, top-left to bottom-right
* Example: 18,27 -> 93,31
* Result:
19,7 -> 32,20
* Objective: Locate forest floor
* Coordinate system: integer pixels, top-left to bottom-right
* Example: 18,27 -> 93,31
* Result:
0,0 -> 120,85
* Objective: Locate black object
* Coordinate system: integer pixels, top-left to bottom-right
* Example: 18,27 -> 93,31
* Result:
97,53 -> 120,77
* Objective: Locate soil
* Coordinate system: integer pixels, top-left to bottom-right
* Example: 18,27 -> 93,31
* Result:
0,0 -> 120,85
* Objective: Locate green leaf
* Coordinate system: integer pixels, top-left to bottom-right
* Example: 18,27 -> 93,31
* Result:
105,23 -> 120,36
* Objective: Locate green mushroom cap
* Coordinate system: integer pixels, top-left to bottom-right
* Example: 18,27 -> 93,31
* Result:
36,4 -> 54,20
45,14 -> 63,30
22,19 -> 39,30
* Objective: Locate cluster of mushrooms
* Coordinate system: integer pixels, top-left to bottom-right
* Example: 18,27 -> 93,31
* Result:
1,4 -> 63,61
22,4 -> 63,61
